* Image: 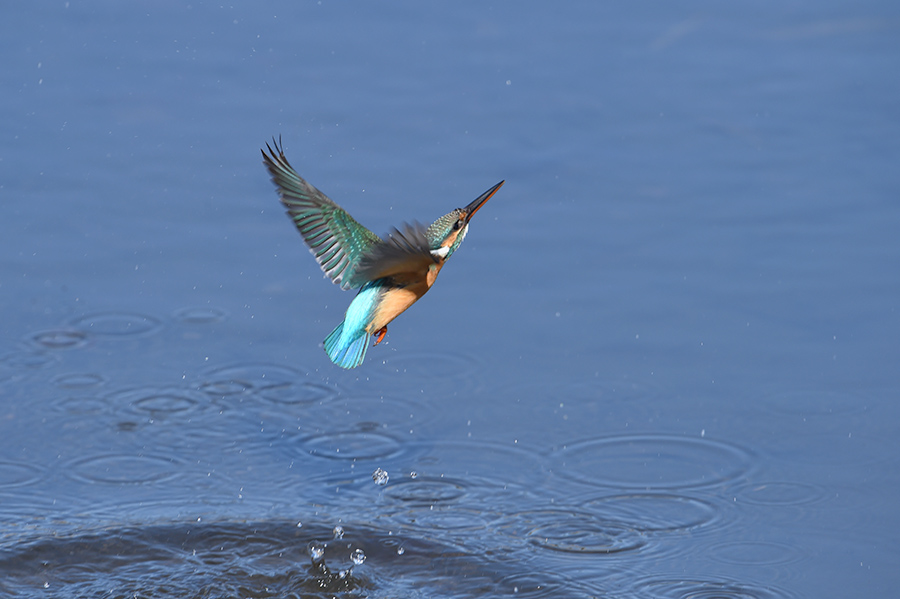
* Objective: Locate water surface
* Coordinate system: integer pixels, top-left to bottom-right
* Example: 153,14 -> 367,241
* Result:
2,1 -> 899,597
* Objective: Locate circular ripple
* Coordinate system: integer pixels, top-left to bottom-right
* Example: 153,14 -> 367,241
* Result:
405,440 -> 547,488
0,491 -> 91,524
373,350 -> 480,387
173,306 -> 228,324
256,381 -> 336,405
199,378 -> 250,396
0,461 -> 45,488
526,510 -> 646,554
108,387 -> 204,417
554,434 -> 751,491
53,372 -> 105,389
300,394 -> 437,432
0,351 -> 58,370
633,576 -> 798,599
52,395 -> 109,415
29,329 -> 88,350
581,493 -> 718,532
496,572 -> 583,598
199,363 -> 339,405
68,454 -> 182,484
301,431 -> 403,461
200,362 -> 303,391
88,496 -> 288,524
390,506 -> 498,533
708,540 -> 802,566
70,312 -> 162,337
735,481 -> 827,507
383,477 -> 466,506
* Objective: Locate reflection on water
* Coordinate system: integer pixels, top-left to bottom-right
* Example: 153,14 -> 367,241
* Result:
0,522 -> 485,598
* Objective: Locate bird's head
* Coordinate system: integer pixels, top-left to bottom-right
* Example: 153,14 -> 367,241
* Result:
425,180 -> 504,260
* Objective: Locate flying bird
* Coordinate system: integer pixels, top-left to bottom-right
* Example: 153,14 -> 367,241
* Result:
262,138 -> 503,369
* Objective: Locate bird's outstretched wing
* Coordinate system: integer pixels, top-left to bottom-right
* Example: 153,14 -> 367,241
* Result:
262,138 -> 383,290
353,222 -> 438,282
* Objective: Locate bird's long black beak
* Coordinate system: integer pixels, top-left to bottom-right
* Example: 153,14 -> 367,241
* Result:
463,180 -> 504,224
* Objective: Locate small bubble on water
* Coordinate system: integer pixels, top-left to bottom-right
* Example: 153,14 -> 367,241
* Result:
296,520 -> 303,528
372,467 -> 389,486
397,546 -> 405,555
410,471 -> 418,479
43,582 -> 49,589
350,548 -> 366,565
333,525 -> 344,539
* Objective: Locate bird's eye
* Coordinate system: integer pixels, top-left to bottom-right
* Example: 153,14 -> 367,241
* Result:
452,220 -> 462,231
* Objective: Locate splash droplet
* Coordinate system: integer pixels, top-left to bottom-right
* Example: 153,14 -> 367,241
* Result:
350,548 -> 366,565
397,546 -> 405,555
372,467 -> 389,486
333,525 -> 344,539
308,541 -> 325,562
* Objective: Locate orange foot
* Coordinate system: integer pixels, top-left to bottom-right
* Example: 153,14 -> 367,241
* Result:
373,326 -> 387,345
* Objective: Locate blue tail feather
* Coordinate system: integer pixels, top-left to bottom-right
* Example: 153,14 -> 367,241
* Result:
322,281 -> 383,369
324,321 -> 369,369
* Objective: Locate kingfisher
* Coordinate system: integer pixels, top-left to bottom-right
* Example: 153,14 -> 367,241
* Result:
262,138 -> 503,369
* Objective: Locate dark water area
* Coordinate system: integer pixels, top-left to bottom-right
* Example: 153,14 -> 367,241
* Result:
2,1 -> 899,597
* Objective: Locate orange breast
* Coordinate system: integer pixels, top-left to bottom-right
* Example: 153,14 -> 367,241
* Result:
367,263 -> 443,333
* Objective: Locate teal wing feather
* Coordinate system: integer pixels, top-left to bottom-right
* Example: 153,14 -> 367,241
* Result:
262,138 -> 383,290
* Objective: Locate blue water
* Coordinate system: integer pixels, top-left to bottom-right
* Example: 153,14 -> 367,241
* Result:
2,1 -> 899,597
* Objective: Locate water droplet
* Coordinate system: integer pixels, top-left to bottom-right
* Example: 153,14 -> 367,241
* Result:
397,546 -> 405,555
296,521 -> 302,528
333,525 -> 344,539
372,467 -> 389,486
350,548 -> 366,565
409,471 -> 418,479
308,541 -> 325,562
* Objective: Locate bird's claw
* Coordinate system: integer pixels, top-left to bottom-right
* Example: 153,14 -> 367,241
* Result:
373,327 -> 387,345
